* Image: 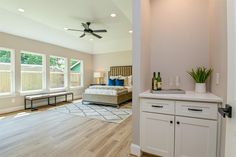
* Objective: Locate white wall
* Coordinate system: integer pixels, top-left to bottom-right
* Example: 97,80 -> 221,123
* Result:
0,32 -> 93,113
150,0 -> 210,90
93,51 -> 132,72
92,51 -> 132,83
209,0 -> 227,102
132,0 -> 151,147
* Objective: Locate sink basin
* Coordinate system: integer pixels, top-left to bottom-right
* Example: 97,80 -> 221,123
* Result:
152,89 -> 186,94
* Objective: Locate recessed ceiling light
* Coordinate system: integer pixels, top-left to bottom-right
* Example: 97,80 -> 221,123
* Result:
18,8 -> 25,13
64,27 -> 69,30
110,13 -> 116,17
129,30 -> 133,34
90,38 -> 94,41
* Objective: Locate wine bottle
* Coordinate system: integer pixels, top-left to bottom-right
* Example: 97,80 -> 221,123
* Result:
156,72 -> 162,90
152,72 -> 157,91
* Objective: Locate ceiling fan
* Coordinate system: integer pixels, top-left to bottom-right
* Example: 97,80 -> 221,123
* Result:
66,22 -> 107,39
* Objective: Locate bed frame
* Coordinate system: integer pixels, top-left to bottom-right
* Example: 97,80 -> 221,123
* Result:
82,65 -> 132,108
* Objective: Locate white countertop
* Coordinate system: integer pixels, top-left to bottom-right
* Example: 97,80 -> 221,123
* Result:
139,90 -> 223,103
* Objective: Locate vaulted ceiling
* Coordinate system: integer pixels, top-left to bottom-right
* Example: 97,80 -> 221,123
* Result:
0,0 -> 132,54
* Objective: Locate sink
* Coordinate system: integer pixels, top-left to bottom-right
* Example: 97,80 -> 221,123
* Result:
152,89 -> 186,94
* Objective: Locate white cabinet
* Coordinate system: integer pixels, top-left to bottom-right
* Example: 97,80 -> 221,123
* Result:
141,112 -> 175,157
140,98 -> 220,157
141,99 -> 175,115
175,116 -> 217,157
175,101 -> 218,120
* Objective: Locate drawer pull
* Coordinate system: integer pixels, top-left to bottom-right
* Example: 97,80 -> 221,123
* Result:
188,108 -> 203,112
152,105 -> 163,108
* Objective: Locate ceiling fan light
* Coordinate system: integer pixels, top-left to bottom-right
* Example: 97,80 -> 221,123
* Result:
64,27 -> 69,30
110,13 -> 116,17
18,8 -> 25,13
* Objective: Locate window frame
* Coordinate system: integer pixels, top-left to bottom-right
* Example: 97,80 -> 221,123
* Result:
70,59 -> 84,89
20,51 -> 46,94
0,47 -> 15,97
49,55 -> 68,91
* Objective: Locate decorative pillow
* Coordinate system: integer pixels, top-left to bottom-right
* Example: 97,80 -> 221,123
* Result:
118,75 -> 126,79
119,76 -> 129,86
115,79 -> 124,86
108,79 -> 116,86
128,75 -> 132,86
110,76 -> 119,80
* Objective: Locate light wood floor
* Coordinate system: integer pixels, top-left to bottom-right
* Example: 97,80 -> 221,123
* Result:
0,101 -> 158,157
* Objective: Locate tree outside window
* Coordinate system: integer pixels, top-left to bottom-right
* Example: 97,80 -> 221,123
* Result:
21,51 -> 45,92
70,59 -> 83,87
0,49 -> 14,94
50,56 -> 67,89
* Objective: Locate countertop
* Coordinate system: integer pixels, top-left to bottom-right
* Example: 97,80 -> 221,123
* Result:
139,90 -> 223,103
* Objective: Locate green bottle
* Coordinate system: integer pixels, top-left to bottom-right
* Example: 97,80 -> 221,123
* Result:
152,72 -> 157,91
156,72 -> 162,90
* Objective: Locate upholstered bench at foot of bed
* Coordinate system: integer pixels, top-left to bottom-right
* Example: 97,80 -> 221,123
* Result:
25,92 -> 74,111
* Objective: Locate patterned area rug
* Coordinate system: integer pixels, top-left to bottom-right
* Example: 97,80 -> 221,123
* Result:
49,102 -> 132,123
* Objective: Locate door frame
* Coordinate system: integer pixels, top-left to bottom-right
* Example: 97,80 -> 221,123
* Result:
225,0 -> 236,157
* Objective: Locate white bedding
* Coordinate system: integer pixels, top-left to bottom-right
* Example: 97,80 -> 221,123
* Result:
125,86 -> 132,93
85,85 -> 132,96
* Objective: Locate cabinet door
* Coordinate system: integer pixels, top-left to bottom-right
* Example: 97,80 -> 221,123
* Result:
141,112 -> 175,157
175,116 -> 217,157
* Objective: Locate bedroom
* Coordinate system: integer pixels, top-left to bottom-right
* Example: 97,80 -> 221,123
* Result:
1,0 -> 235,157
0,0 -> 133,109
0,0 -> 134,156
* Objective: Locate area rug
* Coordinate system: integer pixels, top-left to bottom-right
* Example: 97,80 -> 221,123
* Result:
49,102 -> 132,123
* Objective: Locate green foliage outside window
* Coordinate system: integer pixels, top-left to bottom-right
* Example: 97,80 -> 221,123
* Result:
70,59 -> 78,67
0,50 -> 11,63
21,53 -> 42,65
50,56 -> 65,71
70,59 -> 81,72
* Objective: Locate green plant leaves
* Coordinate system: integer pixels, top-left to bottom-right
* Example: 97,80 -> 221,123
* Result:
187,67 -> 213,83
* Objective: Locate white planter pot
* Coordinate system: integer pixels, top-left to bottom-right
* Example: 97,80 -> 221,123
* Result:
195,83 -> 206,93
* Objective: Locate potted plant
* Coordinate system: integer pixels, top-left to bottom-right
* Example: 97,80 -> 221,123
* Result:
188,67 -> 213,93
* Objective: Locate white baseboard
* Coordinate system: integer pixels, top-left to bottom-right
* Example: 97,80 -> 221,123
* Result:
0,106 -> 24,114
130,143 -> 141,157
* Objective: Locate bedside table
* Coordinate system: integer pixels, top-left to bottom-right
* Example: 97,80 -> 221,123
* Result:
90,83 -> 106,86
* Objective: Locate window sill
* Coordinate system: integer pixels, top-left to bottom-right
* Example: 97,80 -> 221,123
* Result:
70,86 -> 84,90
0,93 -> 16,99
20,90 -> 45,96
49,88 -> 67,92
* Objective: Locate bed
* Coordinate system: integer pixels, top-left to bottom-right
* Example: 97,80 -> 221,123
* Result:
82,66 -> 132,108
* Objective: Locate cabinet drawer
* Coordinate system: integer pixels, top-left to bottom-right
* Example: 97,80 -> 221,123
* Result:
176,101 -> 218,120
141,99 -> 175,114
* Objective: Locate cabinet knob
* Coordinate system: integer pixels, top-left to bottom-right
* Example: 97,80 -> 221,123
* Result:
170,121 -> 173,124
177,121 -> 180,125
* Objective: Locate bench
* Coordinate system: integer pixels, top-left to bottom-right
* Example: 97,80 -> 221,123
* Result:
24,91 -> 74,111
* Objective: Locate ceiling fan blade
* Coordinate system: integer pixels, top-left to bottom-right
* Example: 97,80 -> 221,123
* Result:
93,30 -> 107,33
80,33 -> 86,38
67,29 -> 84,32
82,23 -> 89,30
91,32 -> 102,39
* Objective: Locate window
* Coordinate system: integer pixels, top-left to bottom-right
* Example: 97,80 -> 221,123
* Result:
0,48 -> 14,95
70,59 -> 83,87
50,56 -> 67,89
21,51 -> 45,92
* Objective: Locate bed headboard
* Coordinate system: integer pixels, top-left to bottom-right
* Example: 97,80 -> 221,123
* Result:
108,65 -> 132,78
